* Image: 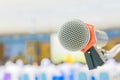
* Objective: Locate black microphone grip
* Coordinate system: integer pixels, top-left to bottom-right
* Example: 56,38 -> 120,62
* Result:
84,46 -> 105,70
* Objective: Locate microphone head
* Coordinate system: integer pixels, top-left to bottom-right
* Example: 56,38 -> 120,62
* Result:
58,19 -> 90,51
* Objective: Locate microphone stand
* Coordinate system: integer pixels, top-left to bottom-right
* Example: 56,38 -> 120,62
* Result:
85,43 -> 120,70
105,43 -> 120,58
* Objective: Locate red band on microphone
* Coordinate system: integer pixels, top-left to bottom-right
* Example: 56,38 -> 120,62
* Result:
81,23 -> 97,53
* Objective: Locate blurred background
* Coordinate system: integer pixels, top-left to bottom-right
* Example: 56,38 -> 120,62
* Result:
0,0 -> 120,80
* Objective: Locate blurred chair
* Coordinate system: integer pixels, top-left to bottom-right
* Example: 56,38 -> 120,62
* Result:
39,73 -> 47,80
52,76 -> 58,80
78,72 -> 88,80
34,74 -> 39,80
52,75 -> 64,80
99,72 -> 109,80
59,72 -> 65,80
69,69 -> 74,80
22,74 -> 29,80
4,73 -> 11,80
90,75 -> 96,80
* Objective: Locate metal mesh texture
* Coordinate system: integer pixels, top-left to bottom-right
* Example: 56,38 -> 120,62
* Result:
58,19 -> 90,51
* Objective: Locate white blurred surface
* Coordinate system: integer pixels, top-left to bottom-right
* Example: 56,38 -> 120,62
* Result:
0,0 -> 120,34
0,59 -> 120,80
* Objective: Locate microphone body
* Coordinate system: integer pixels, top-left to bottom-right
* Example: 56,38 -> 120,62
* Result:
58,19 -> 109,70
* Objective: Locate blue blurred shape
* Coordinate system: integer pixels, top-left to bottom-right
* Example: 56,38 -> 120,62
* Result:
52,74 -> 65,80
39,73 -> 47,80
35,74 -> 39,80
4,73 -> 11,80
52,76 -> 59,80
78,72 -> 88,80
59,75 -> 64,80
59,72 -> 65,80
91,75 -> 96,80
18,75 -> 22,80
53,76 -> 65,80
106,30 -> 120,39
69,69 -> 74,80
23,74 -> 29,80
99,72 -> 109,80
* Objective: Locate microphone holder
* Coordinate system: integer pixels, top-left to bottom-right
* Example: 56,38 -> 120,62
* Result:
84,46 -> 107,70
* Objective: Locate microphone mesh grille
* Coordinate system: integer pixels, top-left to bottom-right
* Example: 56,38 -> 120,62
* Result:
58,20 -> 90,51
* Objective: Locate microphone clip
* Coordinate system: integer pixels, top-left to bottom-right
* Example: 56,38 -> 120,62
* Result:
84,46 -> 107,70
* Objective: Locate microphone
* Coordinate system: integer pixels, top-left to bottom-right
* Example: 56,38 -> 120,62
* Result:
58,19 -> 109,70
